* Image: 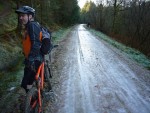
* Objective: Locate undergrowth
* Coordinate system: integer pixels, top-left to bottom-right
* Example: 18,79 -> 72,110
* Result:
0,56 -> 24,98
52,27 -> 72,44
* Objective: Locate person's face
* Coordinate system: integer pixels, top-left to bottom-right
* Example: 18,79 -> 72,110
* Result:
19,13 -> 32,25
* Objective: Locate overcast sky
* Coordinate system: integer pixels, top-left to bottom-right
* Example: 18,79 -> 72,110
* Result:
78,0 -> 97,8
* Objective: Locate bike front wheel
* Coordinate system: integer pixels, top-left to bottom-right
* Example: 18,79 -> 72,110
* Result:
25,87 -> 43,113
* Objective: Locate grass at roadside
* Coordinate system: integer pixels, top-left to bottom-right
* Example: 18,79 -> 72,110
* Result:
0,56 -> 24,98
88,28 -> 150,70
52,27 -> 72,44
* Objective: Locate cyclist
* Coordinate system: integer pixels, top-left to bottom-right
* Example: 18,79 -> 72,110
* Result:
87,22 -> 91,28
15,6 -> 44,93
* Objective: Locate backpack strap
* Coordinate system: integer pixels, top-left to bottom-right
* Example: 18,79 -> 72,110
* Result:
39,31 -> 42,41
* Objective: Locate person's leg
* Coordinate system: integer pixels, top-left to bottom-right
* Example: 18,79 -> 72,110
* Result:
21,61 -> 42,93
21,69 -> 36,92
21,67 -> 33,92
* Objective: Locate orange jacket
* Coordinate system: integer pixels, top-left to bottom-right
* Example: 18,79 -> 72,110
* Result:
22,31 -> 42,58
22,31 -> 30,58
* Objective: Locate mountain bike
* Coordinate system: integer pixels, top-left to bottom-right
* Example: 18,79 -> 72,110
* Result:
24,45 -> 58,113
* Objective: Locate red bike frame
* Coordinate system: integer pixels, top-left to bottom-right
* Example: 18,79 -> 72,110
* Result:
34,62 -> 45,113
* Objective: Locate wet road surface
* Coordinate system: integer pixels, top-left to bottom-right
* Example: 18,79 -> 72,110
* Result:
48,25 -> 150,113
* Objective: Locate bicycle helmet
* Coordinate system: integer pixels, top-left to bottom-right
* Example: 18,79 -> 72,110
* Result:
15,6 -> 35,16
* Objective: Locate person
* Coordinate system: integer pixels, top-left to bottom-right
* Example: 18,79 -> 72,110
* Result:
87,22 -> 91,28
15,6 -> 44,93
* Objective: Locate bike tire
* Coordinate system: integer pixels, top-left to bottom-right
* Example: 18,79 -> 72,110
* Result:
48,53 -> 53,78
25,87 -> 42,113
44,65 -> 52,91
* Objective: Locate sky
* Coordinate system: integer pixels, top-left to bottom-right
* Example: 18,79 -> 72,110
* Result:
78,0 -> 97,8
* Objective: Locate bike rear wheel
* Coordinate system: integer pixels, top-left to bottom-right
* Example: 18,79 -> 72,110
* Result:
25,87 -> 43,113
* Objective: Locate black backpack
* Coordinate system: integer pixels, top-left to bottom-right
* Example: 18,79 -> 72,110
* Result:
40,26 -> 53,55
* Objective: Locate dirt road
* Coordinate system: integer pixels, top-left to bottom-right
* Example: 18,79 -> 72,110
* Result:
47,24 -> 150,113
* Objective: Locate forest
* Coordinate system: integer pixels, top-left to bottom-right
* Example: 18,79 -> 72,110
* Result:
80,0 -> 150,57
15,0 -> 80,29
0,0 -> 150,58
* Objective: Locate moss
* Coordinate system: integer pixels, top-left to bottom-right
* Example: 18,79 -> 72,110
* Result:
52,27 -> 72,43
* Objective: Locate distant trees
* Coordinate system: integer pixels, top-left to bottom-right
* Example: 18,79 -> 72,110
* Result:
80,0 -> 150,57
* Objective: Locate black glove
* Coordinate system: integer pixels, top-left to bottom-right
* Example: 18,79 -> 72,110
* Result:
24,59 -> 42,72
24,59 -> 35,72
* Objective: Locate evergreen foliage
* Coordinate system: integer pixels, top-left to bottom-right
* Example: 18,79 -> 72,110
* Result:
15,0 -> 80,27
80,0 -> 150,57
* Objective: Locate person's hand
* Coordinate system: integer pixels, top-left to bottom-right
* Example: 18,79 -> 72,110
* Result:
24,59 -> 36,72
